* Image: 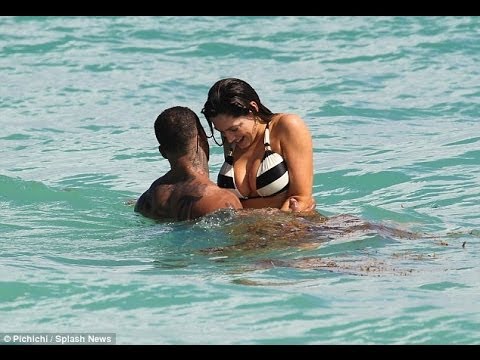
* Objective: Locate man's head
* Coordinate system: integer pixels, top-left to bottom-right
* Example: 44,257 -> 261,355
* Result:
154,106 -> 209,160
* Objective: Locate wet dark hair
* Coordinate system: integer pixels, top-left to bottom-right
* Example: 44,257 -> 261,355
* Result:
155,106 -> 205,157
201,78 -> 274,146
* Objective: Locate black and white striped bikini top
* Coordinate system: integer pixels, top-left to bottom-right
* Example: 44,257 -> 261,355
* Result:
217,123 -> 289,199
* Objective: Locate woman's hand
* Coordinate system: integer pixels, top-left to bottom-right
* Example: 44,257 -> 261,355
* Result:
280,195 -> 316,212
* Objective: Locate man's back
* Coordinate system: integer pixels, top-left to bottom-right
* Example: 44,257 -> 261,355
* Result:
134,106 -> 242,221
135,174 -> 241,221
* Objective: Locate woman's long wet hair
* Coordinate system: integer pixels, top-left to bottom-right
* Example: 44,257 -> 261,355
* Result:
201,78 -> 275,146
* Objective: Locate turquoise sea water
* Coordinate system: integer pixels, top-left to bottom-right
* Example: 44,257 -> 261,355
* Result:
1,16 -> 479,344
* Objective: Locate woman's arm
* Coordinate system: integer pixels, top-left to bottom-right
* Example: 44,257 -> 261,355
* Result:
275,114 -> 315,212
240,191 -> 288,209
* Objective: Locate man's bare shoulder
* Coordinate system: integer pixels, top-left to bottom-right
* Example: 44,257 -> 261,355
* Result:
136,177 -> 241,221
191,185 -> 242,217
134,178 -> 173,219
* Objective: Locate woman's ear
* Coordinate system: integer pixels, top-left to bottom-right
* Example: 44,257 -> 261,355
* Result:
249,101 -> 259,113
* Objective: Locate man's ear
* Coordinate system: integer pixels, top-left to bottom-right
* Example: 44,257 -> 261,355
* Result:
158,145 -> 167,159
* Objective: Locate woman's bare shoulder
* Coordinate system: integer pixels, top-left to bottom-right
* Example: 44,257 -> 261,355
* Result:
272,113 -> 309,138
274,112 -> 305,127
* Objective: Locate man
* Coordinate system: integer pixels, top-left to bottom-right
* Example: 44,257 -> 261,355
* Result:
135,106 -> 242,221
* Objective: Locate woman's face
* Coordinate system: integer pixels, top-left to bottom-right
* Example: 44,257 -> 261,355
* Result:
211,114 -> 256,149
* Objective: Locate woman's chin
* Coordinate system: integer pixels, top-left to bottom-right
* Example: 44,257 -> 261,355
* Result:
236,138 -> 249,149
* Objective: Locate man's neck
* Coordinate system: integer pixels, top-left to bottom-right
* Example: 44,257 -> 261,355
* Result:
169,153 -> 209,178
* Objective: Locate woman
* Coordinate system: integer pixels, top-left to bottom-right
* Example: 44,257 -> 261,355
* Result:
201,78 -> 315,212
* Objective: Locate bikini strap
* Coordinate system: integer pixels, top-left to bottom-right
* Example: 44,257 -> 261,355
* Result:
264,123 -> 272,151
225,145 -> 234,164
